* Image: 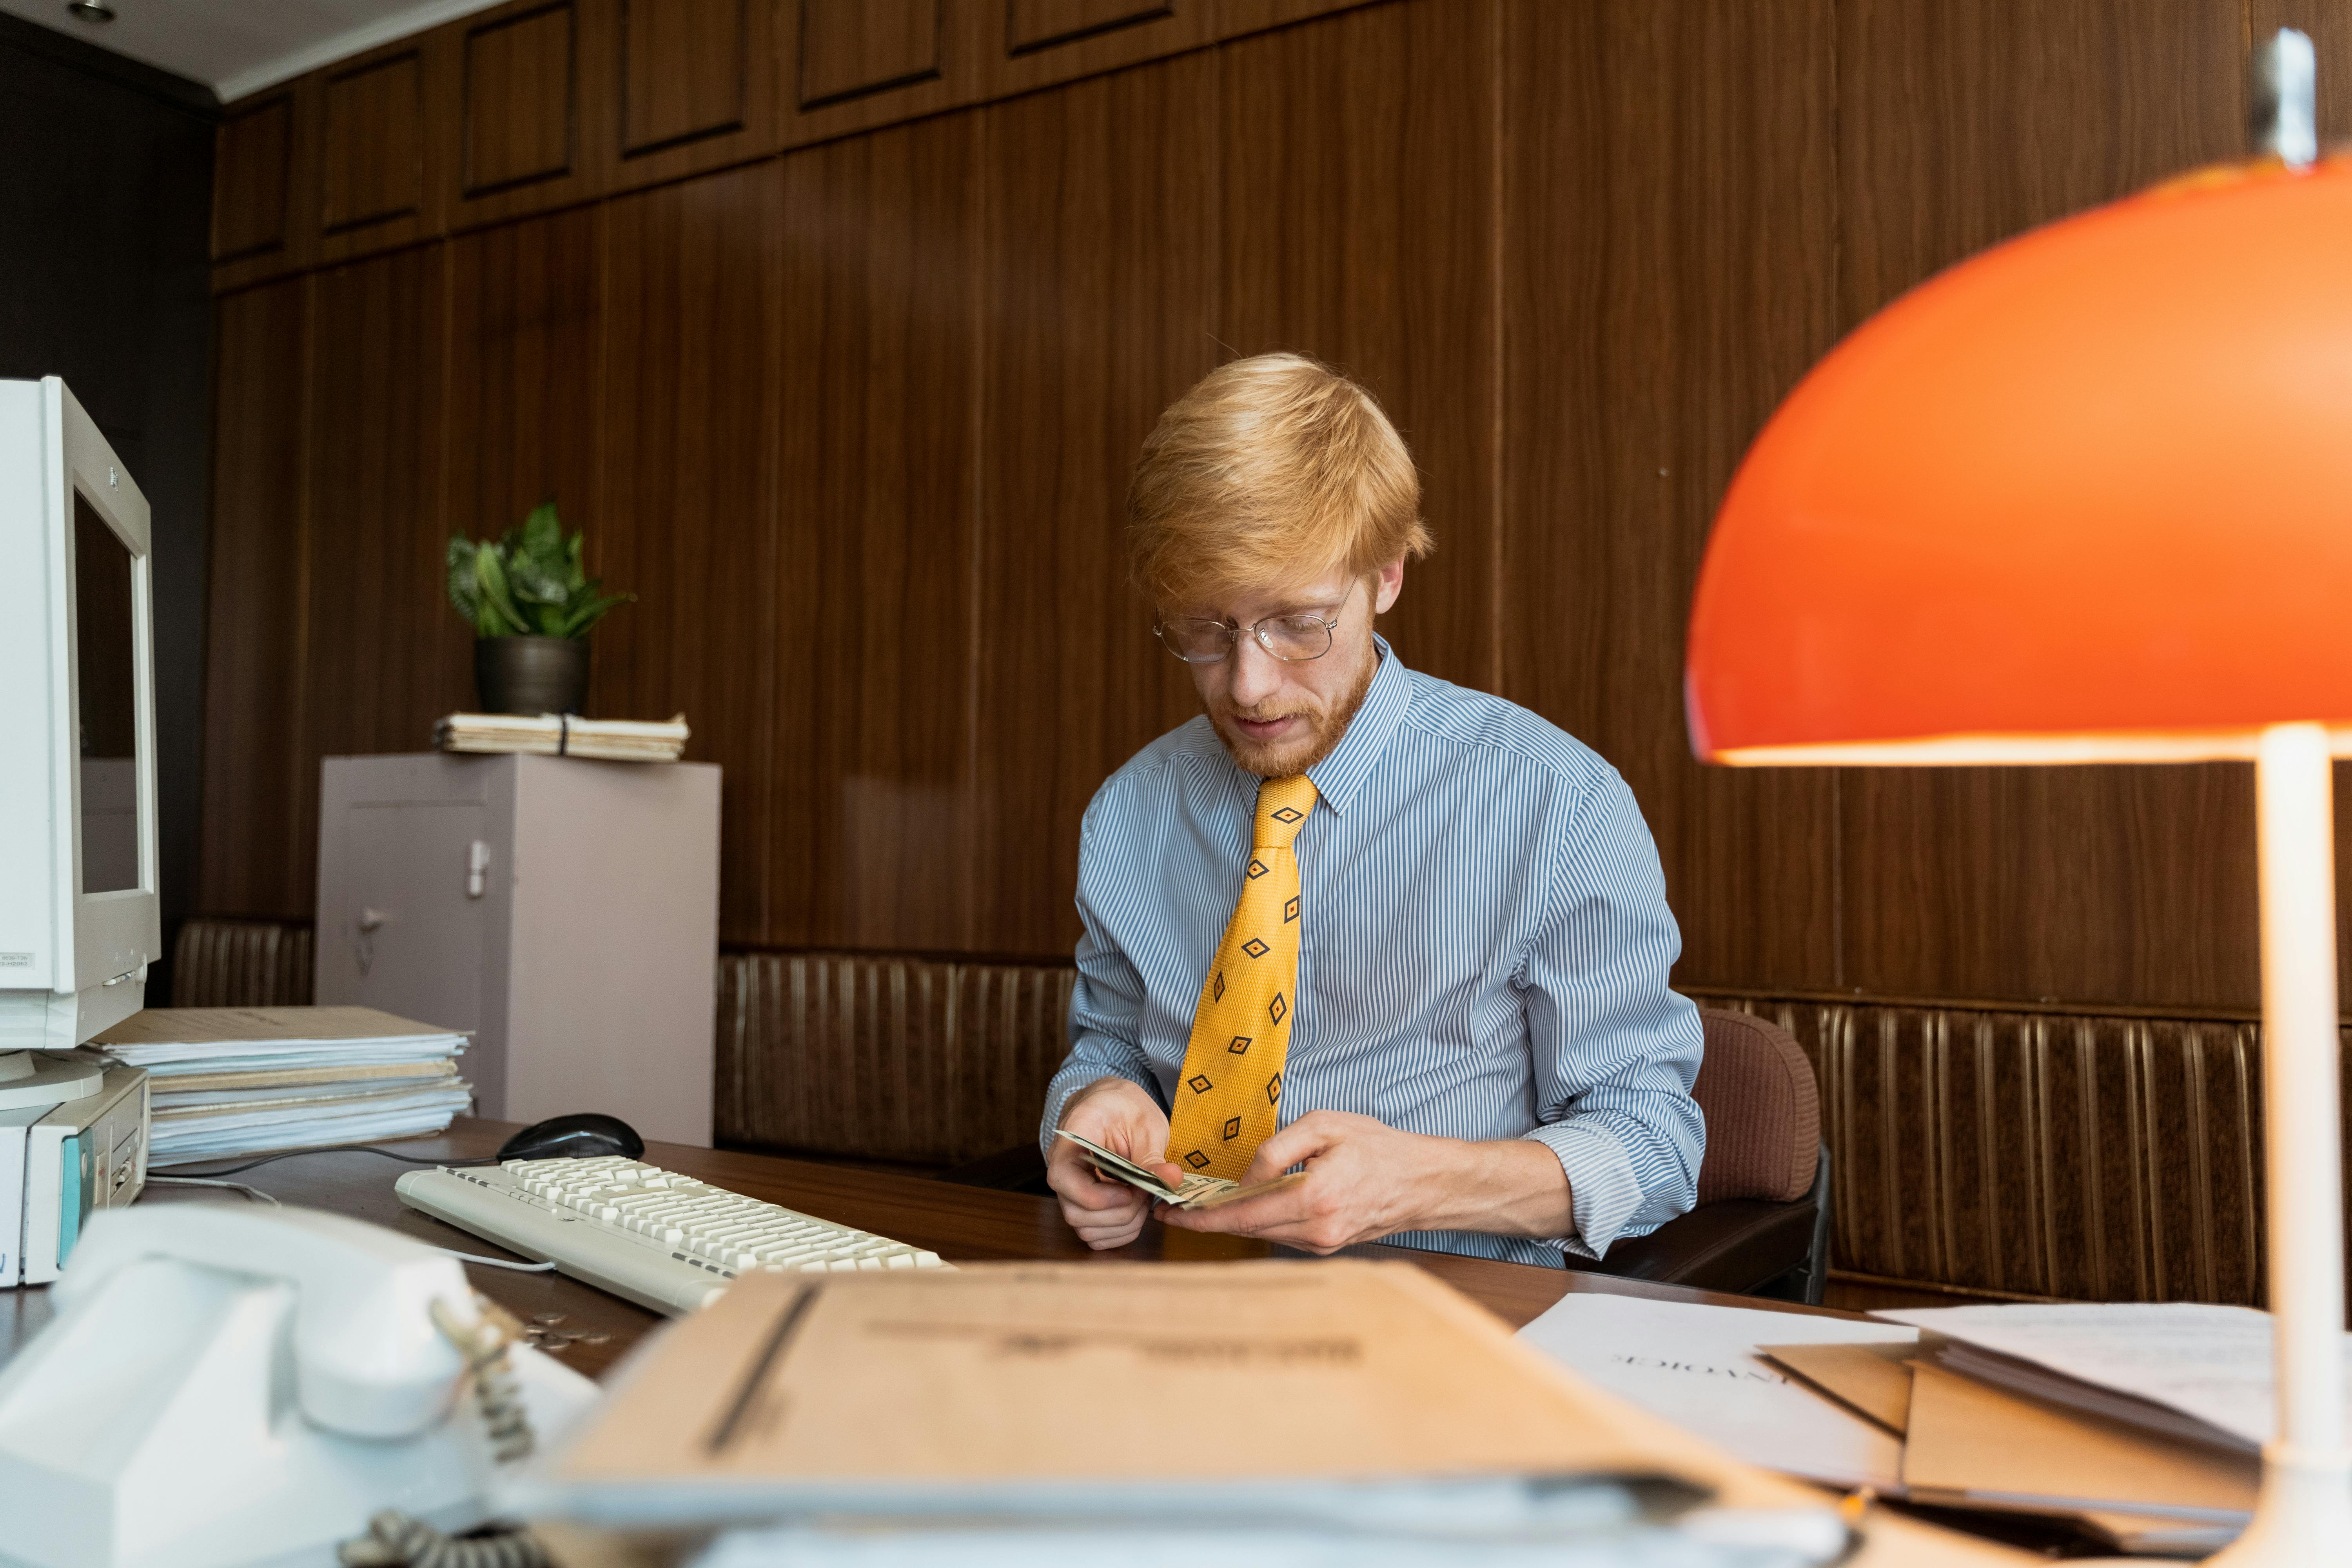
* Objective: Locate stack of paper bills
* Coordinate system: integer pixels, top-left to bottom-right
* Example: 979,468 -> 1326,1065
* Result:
1053,1129 -> 1305,1211
89,1007 -> 472,1165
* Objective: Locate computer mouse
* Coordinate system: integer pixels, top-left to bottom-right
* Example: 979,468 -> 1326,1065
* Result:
498,1112 -> 645,1162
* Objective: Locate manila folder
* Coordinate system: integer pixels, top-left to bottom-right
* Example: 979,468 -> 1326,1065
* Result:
539,1261 -> 1769,1519
1763,1341 -> 1917,1435
1904,1361 -> 2257,1521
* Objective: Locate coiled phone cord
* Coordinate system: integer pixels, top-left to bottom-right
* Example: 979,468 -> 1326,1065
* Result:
336,1295 -> 551,1568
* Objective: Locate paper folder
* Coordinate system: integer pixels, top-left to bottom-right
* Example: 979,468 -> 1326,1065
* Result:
1762,1341 -> 1915,1436
1901,1361 -> 2256,1523
517,1262 -> 2022,1564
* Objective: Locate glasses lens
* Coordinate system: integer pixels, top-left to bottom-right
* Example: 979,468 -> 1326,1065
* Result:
1258,615 -> 1334,662
1158,618 -> 1234,663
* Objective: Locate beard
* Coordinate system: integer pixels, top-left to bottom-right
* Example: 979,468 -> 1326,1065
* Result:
1207,645 -> 1380,779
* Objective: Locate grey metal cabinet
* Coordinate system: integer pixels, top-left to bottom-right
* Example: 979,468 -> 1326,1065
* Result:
314,753 -> 719,1145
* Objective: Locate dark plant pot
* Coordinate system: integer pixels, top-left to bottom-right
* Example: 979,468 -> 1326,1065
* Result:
475,636 -> 589,716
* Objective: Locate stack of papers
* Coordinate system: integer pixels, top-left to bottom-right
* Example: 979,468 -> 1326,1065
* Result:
434,711 -> 688,761
515,1262 -> 1910,1566
89,1007 -> 472,1165
1516,1292 -> 2274,1558
1877,1301 -> 2308,1452
1858,1302 -> 2293,1552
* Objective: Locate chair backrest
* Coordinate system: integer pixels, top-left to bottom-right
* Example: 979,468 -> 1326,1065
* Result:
1690,1007 -> 1820,1204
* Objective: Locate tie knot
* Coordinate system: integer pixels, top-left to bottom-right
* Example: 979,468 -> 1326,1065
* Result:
1253,775 -> 1319,848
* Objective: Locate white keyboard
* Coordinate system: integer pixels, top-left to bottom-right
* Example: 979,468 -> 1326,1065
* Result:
396,1155 -> 948,1316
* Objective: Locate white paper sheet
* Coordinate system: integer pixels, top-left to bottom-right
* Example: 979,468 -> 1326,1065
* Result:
1516,1293 -> 1914,1489
1878,1302 -> 2352,1450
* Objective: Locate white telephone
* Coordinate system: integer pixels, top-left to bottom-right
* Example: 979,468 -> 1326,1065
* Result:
0,1202 -> 598,1568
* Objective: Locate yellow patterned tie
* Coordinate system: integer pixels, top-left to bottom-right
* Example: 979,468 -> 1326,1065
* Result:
1165,774 -> 1319,1181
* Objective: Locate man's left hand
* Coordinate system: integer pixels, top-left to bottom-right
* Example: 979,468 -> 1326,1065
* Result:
1155,1110 -> 1572,1253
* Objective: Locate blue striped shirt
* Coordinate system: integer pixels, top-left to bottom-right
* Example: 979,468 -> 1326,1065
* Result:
1040,641 -> 1706,1266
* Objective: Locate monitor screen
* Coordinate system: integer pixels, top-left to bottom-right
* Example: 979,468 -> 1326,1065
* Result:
74,492 -> 139,894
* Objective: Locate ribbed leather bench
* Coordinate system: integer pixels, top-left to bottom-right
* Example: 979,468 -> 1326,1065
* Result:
172,916 -> 2321,1307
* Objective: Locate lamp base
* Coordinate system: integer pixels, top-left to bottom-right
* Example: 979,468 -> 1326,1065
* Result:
2207,1441 -> 2352,1564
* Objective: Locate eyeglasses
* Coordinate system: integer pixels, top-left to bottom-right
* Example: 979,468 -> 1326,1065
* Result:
1154,611 -> 1341,664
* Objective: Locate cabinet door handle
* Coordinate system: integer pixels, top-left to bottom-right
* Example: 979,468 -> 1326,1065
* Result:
354,907 -> 393,976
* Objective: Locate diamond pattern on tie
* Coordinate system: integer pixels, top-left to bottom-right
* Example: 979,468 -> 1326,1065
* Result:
1162,774 -> 1319,1182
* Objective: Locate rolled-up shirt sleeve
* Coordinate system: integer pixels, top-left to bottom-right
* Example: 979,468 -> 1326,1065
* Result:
1038,803 -> 1167,1155
1515,770 -> 1706,1259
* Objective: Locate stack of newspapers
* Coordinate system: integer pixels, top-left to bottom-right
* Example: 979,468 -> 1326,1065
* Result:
88,1007 -> 472,1167
434,711 -> 688,761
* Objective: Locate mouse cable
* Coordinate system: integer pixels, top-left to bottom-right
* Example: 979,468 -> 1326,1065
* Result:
146,1174 -> 281,1205
169,1145 -> 505,1178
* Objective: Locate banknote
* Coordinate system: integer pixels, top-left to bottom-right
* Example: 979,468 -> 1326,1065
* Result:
1053,1129 -> 1306,1211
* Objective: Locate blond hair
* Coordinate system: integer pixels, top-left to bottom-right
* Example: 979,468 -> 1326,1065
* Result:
1127,353 -> 1430,608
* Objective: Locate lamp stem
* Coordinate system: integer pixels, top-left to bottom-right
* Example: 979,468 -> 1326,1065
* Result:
2215,722 -> 2352,1563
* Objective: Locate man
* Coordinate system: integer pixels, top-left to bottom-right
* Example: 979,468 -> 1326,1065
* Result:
1040,353 -> 1704,1267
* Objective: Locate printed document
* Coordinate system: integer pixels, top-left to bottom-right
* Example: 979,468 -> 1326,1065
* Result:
1878,1302 -> 2352,1450
1518,1292 -> 1915,1490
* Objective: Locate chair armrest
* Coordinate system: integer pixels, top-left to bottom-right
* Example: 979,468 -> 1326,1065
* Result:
1576,1195 -> 1820,1296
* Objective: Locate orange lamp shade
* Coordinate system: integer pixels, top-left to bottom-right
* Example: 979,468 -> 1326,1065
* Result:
1686,157 -> 2352,766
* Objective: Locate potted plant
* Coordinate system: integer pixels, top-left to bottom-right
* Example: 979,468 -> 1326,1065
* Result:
446,503 -> 631,716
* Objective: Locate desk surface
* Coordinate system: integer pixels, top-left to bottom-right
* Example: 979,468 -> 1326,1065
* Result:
5,1118 -> 1843,1377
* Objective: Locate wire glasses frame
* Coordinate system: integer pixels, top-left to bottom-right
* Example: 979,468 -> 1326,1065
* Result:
1154,611 -> 1342,664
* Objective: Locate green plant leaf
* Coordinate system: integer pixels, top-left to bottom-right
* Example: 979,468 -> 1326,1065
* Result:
559,590 -> 633,639
521,502 -> 563,565
472,543 -> 530,636
508,550 -> 570,605
446,536 -> 483,627
565,532 -> 588,592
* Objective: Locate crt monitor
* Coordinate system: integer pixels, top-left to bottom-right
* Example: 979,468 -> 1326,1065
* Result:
0,376 -> 160,1063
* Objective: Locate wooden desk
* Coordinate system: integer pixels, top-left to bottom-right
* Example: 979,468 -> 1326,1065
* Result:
3,1120 -> 2055,1562
4,1118 -> 1844,1376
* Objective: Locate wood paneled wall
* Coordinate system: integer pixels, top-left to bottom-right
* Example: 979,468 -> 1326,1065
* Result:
203,0 -> 2342,1014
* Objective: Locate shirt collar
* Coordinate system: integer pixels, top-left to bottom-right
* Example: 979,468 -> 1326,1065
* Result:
1305,635 -> 1411,817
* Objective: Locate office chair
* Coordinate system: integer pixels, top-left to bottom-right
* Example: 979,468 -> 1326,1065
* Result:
1579,1007 -> 1830,1304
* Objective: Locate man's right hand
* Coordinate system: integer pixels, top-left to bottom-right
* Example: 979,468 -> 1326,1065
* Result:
1048,1077 -> 1180,1249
